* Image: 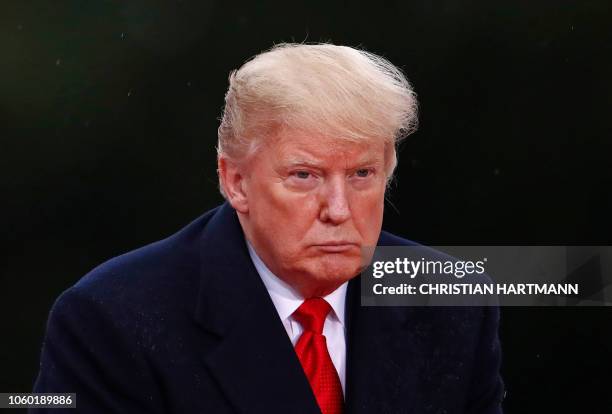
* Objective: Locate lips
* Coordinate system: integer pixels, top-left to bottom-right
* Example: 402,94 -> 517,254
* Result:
312,242 -> 359,253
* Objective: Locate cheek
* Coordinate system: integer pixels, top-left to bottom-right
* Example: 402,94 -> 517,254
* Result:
351,191 -> 385,241
252,183 -> 319,243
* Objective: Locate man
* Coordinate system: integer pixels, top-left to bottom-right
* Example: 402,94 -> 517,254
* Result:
33,43 -> 504,413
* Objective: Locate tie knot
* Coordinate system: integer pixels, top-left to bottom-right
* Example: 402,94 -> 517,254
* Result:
293,297 -> 332,334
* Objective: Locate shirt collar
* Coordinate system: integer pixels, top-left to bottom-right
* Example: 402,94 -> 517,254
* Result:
246,240 -> 347,325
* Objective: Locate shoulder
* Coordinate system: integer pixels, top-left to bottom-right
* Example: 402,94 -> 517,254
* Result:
51,205 -> 221,335
375,230 -> 500,345
378,230 -> 421,247
377,230 -> 454,262
376,232 -> 503,409
34,205 -> 228,399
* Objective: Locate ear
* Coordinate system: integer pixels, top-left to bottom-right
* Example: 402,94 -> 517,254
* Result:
218,156 -> 249,214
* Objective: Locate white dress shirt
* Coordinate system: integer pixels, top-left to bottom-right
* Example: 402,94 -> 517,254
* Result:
246,241 -> 348,395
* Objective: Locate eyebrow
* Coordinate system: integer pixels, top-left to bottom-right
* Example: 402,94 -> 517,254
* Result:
282,155 -> 384,169
283,157 -> 323,168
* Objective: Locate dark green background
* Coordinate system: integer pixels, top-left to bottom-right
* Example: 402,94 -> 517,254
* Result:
2,1 -> 611,412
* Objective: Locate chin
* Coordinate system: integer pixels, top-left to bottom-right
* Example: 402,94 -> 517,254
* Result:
287,253 -> 362,296
312,255 -> 362,283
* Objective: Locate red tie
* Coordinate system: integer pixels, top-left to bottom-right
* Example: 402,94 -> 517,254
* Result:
293,298 -> 344,414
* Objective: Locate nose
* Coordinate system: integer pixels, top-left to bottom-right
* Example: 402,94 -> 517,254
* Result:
319,176 -> 351,224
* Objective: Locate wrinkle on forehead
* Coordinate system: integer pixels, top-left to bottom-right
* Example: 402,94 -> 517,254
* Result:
268,131 -> 386,169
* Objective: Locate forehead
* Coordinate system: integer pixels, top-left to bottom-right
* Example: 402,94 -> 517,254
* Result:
265,130 -> 386,165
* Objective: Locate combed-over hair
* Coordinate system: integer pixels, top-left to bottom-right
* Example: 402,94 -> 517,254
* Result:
217,42 -> 418,192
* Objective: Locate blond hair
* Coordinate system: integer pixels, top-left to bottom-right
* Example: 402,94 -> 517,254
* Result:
217,43 -> 418,190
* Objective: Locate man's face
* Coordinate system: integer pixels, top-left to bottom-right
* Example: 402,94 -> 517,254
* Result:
232,130 -> 388,297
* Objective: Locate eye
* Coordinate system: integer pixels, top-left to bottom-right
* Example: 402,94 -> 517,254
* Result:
285,169 -> 319,191
355,168 -> 371,178
294,171 -> 311,179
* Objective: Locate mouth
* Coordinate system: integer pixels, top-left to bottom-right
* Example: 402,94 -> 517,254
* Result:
312,242 -> 359,253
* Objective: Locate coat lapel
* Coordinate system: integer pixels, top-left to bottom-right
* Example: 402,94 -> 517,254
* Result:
193,203 -> 320,414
